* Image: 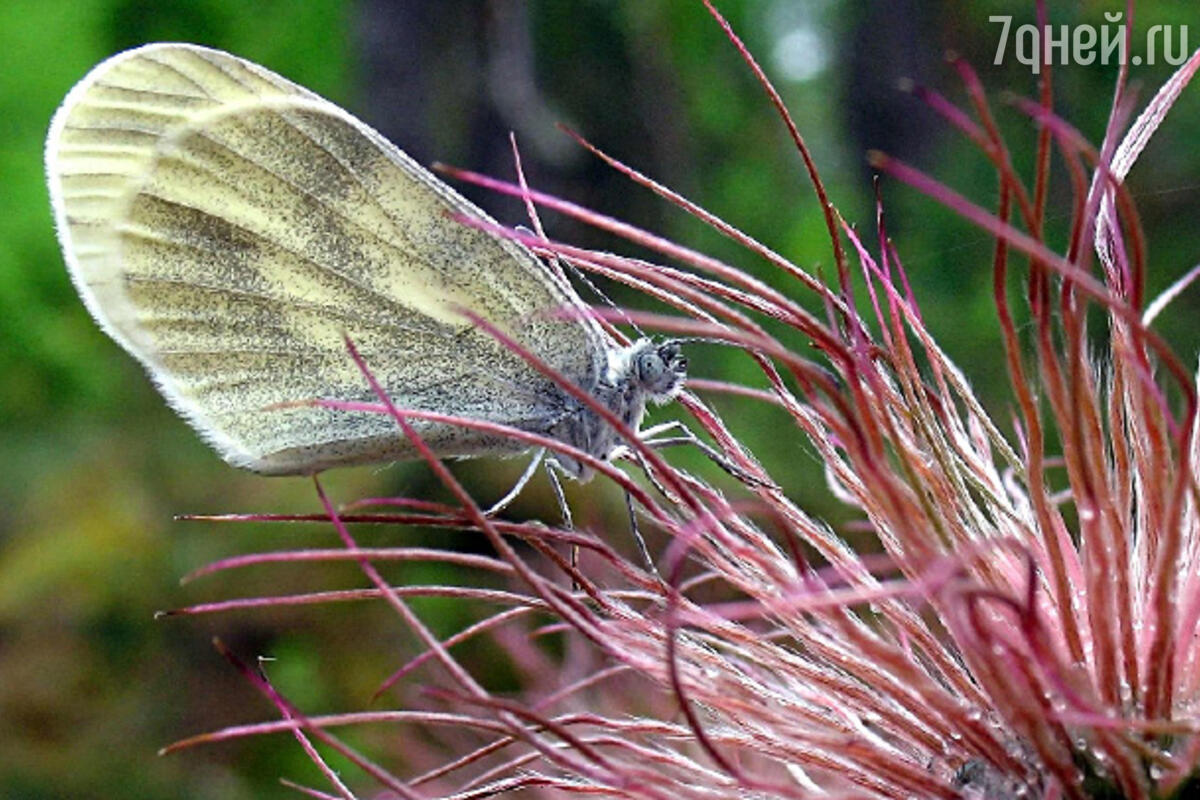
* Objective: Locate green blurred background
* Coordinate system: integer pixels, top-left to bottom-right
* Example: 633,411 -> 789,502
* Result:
3,0 -> 1200,796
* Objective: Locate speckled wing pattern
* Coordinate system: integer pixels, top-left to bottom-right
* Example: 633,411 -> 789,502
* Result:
46,43 -> 608,474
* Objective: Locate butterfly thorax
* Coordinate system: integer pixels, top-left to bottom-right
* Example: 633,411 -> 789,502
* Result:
548,339 -> 686,480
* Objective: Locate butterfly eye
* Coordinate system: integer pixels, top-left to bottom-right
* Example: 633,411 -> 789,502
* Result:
636,350 -> 664,384
633,342 -> 686,402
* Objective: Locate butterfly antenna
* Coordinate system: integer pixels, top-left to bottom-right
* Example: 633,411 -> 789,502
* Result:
562,259 -> 647,341
507,133 -> 645,342
671,334 -> 741,347
508,132 -> 571,287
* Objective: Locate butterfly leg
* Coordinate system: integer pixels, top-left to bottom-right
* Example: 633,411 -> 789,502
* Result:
640,420 -> 776,489
544,460 -> 582,588
485,448 -> 545,517
544,459 -> 574,531
624,489 -> 661,579
604,446 -> 669,578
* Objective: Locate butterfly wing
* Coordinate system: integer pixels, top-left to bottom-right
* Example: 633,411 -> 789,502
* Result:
47,43 -> 607,474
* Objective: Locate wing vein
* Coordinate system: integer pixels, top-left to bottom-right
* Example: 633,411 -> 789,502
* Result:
144,135 -> 469,316
121,193 -> 460,338
124,272 -> 456,340
138,52 -> 212,96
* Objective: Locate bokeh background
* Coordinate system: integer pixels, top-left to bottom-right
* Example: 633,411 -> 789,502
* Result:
3,0 -> 1200,796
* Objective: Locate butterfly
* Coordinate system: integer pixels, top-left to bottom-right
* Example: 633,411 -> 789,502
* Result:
46,43 -> 687,483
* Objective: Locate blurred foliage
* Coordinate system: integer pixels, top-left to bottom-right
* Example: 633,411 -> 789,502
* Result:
3,0 -> 1200,796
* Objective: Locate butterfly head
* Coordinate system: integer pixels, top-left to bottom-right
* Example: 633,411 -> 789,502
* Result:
631,339 -> 687,405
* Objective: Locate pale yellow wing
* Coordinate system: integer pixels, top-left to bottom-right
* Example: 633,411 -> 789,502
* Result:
47,43 -> 607,474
